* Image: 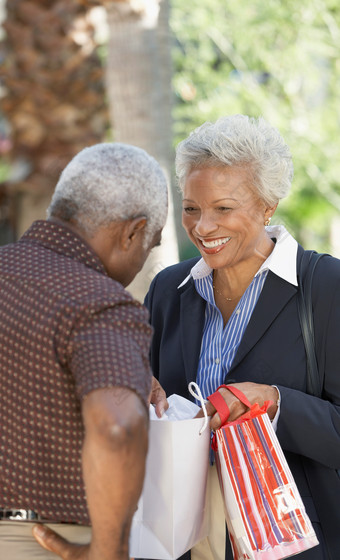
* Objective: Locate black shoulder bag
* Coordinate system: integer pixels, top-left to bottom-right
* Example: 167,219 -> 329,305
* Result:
296,250 -> 326,397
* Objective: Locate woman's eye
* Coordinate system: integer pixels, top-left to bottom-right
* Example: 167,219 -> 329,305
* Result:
183,207 -> 197,213
217,206 -> 231,212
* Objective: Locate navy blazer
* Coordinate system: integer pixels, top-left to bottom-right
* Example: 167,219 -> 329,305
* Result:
145,246 -> 340,560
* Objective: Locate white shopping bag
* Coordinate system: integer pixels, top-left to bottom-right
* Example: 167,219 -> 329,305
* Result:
129,385 -> 211,560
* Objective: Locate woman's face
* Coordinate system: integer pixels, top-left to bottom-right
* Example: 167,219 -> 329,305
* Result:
182,165 -> 274,271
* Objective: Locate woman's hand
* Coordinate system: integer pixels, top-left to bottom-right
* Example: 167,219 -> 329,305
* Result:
197,382 -> 279,431
149,376 -> 169,418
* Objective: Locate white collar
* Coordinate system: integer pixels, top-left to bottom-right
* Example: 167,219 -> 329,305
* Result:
255,225 -> 298,285
177,225 -> 298,289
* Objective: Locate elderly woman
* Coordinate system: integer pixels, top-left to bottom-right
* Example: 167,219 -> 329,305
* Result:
145,115 -> 340,560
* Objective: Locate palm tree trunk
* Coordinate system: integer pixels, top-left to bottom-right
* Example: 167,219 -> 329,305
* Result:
105,0 -> 179,301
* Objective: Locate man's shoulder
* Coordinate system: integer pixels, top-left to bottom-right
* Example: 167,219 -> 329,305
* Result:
62,263 -> 140,312
0,236 -> 140,312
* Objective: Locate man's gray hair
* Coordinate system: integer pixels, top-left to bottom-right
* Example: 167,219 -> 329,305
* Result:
175,114 -> 294,206
47,143 -> 168,244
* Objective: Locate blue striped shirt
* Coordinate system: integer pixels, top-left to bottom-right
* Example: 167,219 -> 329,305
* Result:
195,270 -> 268,399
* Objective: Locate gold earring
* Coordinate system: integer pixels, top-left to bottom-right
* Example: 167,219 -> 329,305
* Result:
264,217 -> 271,226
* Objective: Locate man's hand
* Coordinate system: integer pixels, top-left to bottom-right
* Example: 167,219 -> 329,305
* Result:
32,524 -> 89,559
149,376 -> 169,418
196,382 -> 279,431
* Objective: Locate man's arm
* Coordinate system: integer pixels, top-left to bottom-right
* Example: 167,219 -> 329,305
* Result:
33,386 -> 148,560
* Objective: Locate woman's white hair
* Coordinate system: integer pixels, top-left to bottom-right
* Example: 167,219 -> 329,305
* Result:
175,114 -> 294,206
47,142 -> 168,245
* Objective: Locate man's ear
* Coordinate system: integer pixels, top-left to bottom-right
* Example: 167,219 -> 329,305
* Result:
121,217 -> 147,251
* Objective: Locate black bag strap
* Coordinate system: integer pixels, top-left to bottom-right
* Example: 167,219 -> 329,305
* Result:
297,250 -> 326,397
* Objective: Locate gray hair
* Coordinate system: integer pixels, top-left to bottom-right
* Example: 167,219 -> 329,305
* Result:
47,142 -> 168,245
175,114 -> 294,206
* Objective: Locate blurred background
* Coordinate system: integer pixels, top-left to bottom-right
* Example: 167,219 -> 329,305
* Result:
0,0 -> 339,300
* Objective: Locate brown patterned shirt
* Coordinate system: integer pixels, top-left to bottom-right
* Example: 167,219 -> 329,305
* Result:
0,220 -> 153,524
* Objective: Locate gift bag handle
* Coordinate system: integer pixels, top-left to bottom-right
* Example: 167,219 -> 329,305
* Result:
188,382 -> 209,435
207,384 -> 252,426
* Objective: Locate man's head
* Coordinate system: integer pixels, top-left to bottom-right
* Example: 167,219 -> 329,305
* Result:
47,143 -> 168,285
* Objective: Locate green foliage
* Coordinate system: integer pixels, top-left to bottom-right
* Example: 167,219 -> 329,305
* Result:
170,0 -> 340,255
0,161 -> 10,183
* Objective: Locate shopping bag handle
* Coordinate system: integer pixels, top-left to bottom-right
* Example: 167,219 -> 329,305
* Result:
219,384 -> 252,408
207,384 -> 252,426
207,390 -> 230,425
188,382 -> 209,435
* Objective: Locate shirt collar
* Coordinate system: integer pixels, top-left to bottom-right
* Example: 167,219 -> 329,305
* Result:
255,225 -> 298,286
20,220 -> 107,276
177,225 -> 298,289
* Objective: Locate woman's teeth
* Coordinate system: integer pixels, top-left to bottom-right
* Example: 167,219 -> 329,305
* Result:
201,237 -> 231,248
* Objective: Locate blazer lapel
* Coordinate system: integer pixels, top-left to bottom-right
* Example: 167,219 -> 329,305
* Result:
230,271 -> 297,372
179,278 -> 206,386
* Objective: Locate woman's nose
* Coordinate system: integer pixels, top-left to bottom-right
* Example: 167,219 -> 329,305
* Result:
194,212 -> 218,236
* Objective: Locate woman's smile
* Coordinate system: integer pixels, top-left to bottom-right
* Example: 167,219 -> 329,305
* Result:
199,236 -> 231,253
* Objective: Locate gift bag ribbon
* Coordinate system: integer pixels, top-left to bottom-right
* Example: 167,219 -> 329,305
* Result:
207,385 -> 272,450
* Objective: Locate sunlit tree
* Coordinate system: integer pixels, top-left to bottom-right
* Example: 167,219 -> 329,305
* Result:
171,0 -> 340,255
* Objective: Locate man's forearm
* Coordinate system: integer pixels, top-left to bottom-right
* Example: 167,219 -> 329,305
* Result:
82,387 -> 149,560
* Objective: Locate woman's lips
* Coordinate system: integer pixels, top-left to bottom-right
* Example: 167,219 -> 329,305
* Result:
198,236 -> 231,254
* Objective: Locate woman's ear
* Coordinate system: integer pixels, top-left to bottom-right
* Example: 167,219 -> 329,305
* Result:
264,203 -> 278,223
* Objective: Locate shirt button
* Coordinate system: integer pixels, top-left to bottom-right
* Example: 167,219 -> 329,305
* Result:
235,309 -> 241,315
215,358 -> 220,364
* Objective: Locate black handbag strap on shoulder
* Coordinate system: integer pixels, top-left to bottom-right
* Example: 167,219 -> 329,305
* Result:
297,250 -> 327,397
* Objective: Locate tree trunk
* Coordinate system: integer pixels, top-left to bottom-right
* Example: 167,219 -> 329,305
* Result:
0,0 -> 179,299
105,0 -> 179,301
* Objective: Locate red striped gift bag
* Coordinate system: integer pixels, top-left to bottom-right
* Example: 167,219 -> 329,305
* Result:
207,385 -> 319,560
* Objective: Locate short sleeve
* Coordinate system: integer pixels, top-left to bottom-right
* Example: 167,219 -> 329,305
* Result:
69,300 -> 153,406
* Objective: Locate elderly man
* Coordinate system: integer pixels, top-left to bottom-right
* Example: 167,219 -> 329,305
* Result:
0,143 -> 169,559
